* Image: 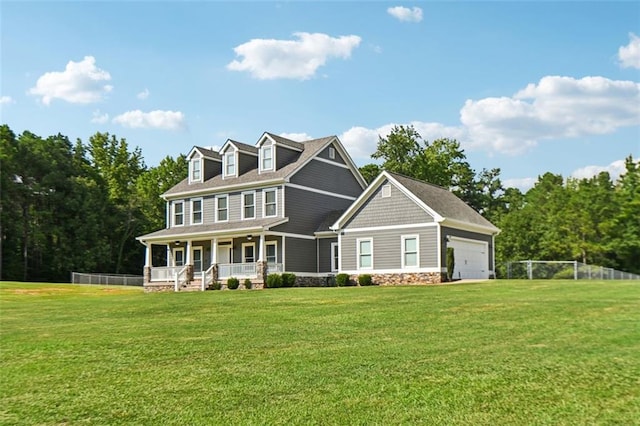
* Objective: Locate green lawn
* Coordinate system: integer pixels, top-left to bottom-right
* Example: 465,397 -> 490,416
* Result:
1,280 -> 639,425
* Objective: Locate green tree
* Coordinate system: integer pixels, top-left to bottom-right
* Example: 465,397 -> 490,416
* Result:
358,163 -> 381,185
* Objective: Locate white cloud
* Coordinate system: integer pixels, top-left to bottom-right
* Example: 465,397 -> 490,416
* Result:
137,88 -> 150,100
461,76 -> 640,154
387,6 -> 423,23
279,132 -> 314,141
227,32 -> 361,80
618,33 -> 640,69
91,110 -> 109,124
28,56 -> 112,105
112,110 -> 185,130
0,96 -> 15,105
503,177 -> 537,192
571,159 -> 629,181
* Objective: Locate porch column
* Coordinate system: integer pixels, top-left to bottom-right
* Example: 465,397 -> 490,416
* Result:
166,244 -> 172,266
211,238 -> 218,264
258,233 -> 265,261
144,242 -> 151,267
185,240 -> 192,265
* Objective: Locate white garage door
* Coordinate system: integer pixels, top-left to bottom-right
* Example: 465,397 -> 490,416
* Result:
448,238 -> 489,280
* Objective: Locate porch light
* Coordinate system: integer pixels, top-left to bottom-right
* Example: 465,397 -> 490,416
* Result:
174,241 -> 181,245
247,235 -> 253,240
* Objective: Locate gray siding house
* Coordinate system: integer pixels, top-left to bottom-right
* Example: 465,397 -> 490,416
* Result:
331,171 -> 500,284
137,133 -> 500,291
136,132 -> 367,291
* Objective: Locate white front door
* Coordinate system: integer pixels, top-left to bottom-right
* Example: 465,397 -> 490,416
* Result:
217,243 -> 232,264
192,247 -> 203,277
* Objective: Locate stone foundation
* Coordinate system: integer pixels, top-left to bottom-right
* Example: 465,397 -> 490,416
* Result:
144,283 -> 175,293
351,272 -> 447,286
295,276 -> 332,287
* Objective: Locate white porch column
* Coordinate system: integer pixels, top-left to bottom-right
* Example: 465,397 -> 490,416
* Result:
258,233 -> 265,261
211,238 -> 218,264
144,243 -> 151,267
185,240 -> 192,264
166,244 -> 172,266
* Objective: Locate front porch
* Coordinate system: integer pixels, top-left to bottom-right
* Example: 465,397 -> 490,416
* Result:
142,234 -> 284,292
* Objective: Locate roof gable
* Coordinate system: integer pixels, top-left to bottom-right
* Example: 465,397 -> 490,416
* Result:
332,171 -> 499,234
188,146 -> 221,161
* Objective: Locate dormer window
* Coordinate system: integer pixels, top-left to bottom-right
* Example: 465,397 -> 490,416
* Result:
190,157 -> 202,183
261,145 -> 273,171
224,152 -> 236,177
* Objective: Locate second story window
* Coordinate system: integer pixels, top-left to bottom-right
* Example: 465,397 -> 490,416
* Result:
173,201 -> 184,226
191,198 -> 203,225
264,188 -> 277,217
216,195 -> 228,222
190,158 -> 201,182
242,191 -> 255,219
261,146 -> 273,171
224,152 -> 235,177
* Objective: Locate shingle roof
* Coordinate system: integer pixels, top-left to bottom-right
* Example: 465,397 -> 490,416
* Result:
138,217 -> 288,241
194,146 -> 221,160
315,210 -> 345,233
226,140 -> 259,154
387,172 -> 498,231
164,135 -> 336,197
264,132 -> 305,150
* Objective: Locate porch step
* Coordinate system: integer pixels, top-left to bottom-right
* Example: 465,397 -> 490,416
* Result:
179,280 -> 203,292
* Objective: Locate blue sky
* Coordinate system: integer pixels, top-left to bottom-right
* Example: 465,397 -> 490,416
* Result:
2,1 -> 639,190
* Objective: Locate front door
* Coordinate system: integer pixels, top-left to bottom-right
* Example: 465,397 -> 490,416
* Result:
193,247 -> 203,278
217,243 -> 232,264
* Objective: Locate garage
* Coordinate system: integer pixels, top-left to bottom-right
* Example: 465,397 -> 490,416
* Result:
447,237 -> 489,279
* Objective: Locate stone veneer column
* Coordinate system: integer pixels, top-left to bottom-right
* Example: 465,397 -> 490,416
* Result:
186,264 -> 194,282
256,261 -> 267,288
211,264 -> 219,284
144,266 -> 151,284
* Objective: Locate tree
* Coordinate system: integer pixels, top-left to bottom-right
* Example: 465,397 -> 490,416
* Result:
358,163 -> 381,185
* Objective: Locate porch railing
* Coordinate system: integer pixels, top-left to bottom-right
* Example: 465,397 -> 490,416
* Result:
151,266 -> 182,282
266,263 -> 284,274
175,266 -> 188,291
203,265 -> 215,291
219,263 -> 256,278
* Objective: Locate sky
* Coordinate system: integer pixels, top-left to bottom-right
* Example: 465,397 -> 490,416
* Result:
2,1 -> 639,191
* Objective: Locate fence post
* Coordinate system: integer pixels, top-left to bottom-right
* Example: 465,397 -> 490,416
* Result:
527,260 -> 533,280
573,261 -> 578,280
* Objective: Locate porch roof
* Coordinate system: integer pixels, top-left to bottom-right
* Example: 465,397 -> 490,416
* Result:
137,217 -> 289,242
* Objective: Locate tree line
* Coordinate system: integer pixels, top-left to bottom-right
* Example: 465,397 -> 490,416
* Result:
1,124 -> 638,281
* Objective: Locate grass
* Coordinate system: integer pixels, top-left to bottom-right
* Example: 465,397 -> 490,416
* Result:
1,280 -> 639,425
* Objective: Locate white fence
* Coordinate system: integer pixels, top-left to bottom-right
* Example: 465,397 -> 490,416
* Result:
71,272 -> 144,286
505,261 -> 640,280
218,263 -> 256,278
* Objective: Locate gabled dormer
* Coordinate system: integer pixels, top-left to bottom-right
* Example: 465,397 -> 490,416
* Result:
257,132 -> 304,172
220,139 -> 259,179
187,146 -> 221,184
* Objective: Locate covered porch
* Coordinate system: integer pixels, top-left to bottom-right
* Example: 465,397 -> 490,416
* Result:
141,233 -> 284,291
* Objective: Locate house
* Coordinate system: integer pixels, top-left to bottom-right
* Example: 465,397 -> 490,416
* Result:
136,133 -> 500,291
136,132 -> 367,291
330,171 -> 500,284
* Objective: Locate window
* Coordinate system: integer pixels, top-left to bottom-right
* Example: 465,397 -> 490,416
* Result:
191,198 -> 203,225
224,152 -> 235,177
381,184 -> 391,198
173,201 -> 184,226
328,146 -> 336,160
242,191 -> 255,219
357,238 -> 373,269
173,248 -> 184,267
402,235 -> 419,268
331,242 -> 339,272
216,195 -> 228,222
242,243 -> 255,263
264,188 -> 277,217
261,145 -> 273,171
266,241 -> 277,264
190,157 -> 201,182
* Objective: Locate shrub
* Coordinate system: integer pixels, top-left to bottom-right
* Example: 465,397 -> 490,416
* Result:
243,278 -> 252,289
358,274 -> 373,286
281,273 -> 296,287
266,273 -> 282,288
553,268 -> 576,280
446,247 -> 455,281
336,273 -> 351,287
227,277 -> 240,290
210,281 -> 222,291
